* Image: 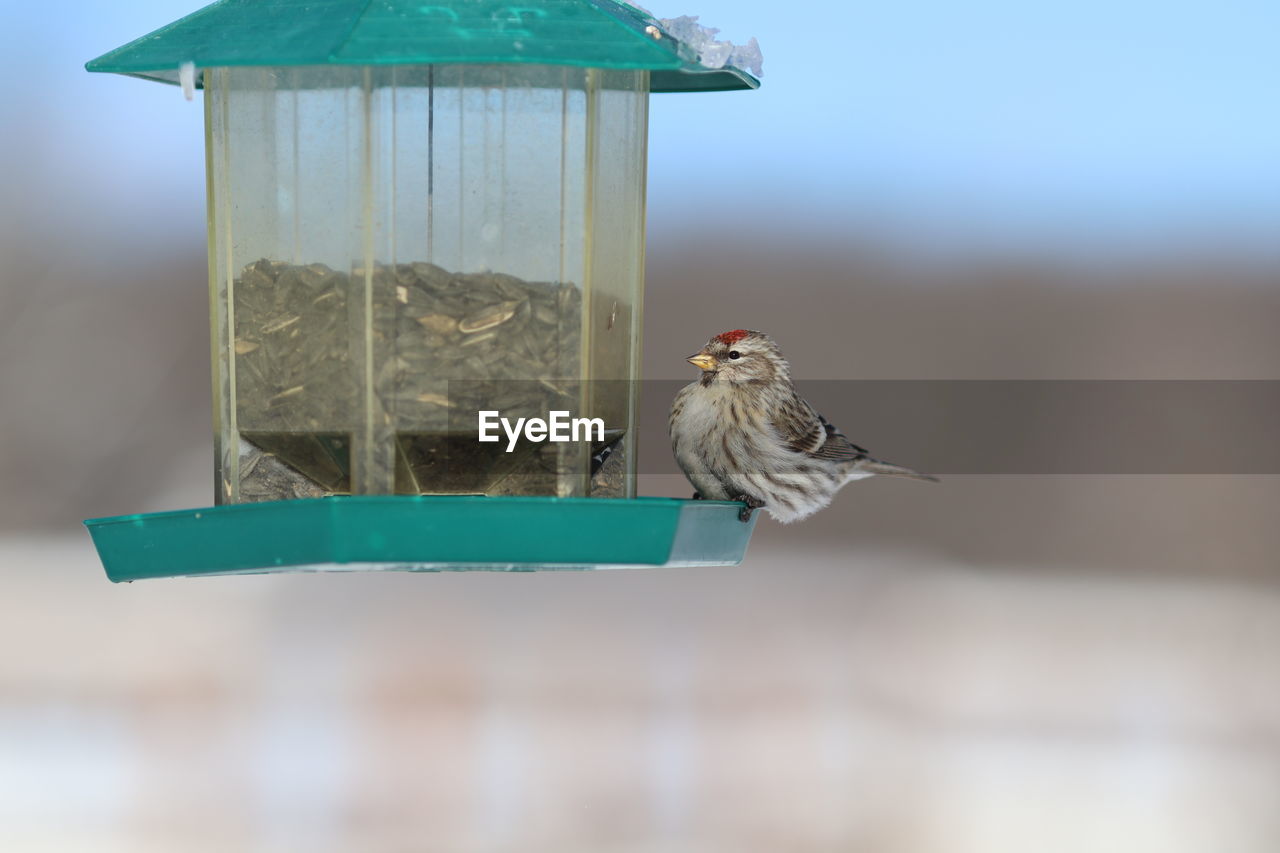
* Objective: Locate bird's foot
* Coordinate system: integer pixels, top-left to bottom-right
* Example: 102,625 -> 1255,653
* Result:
691,491 -> 703,500
733,494 -> 765,523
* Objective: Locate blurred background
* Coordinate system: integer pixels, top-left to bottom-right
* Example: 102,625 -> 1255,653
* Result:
3,0 -> 1280,850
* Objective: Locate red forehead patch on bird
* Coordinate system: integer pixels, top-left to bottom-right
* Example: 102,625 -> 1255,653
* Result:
714,329 -> 751,345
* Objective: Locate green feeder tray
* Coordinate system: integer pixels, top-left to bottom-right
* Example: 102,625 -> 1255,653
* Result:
85,496 -> 757,582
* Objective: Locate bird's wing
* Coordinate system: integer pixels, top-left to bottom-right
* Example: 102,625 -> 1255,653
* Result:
776,393 -> 869,462
812,411 -> 871,461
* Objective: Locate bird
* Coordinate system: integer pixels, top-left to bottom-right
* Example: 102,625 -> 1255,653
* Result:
669,329 -> 937,523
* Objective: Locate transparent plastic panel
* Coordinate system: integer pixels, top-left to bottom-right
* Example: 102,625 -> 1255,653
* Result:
208,67 -> 367,503
206,64 -> 648,503
585,70 -> 648,497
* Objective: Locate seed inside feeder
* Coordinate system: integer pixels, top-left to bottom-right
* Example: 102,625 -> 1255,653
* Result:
231,260 -> 626,499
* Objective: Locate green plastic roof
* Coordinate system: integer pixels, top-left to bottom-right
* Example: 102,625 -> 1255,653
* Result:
85,0 -> 759,93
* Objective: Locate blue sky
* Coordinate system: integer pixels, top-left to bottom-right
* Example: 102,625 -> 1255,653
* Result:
644,0 -> 1280,257
5,0 -> 1279,261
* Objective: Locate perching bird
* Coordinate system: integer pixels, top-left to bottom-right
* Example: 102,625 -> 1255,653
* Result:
669,330 -> 937,523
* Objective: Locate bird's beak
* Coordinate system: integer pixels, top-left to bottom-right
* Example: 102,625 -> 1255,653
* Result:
687,351 -> 717,371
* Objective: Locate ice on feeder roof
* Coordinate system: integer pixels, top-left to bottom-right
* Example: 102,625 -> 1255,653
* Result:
624,4 -> 764,76
659,15 -> 763,76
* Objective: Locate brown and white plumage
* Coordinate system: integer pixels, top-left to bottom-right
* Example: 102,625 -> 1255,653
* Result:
669,329 -> 936,523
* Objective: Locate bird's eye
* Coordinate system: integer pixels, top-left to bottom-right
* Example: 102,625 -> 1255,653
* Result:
728,351 -> 741,360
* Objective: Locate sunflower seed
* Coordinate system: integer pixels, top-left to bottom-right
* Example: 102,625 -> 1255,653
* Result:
458,300 -> 521,334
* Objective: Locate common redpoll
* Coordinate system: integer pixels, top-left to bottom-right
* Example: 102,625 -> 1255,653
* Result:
669,330 -> 937,523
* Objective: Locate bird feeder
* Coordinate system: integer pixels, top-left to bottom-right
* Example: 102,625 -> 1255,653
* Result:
83,0 -> 761,580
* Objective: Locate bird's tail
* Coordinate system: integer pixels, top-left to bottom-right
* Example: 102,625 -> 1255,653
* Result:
857,457 -> 939,483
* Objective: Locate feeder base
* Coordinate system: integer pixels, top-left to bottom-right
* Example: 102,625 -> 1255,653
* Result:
84,496 -> 757,582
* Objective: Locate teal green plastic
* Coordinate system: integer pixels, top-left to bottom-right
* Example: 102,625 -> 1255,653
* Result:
83,496 -> 757,581
84,0 -> 759,94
